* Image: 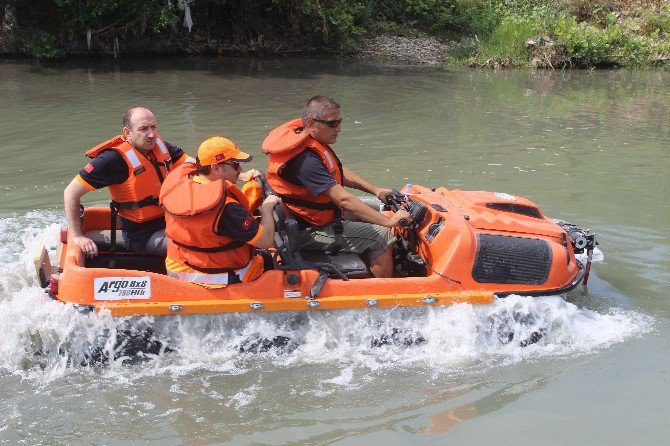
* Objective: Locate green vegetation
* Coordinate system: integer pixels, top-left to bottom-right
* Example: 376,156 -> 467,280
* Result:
468,0 -> 670,68
29,31 -> 66,59
3,0 -> 670,67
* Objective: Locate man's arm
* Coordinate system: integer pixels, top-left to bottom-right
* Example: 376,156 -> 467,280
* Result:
249,195 -> 281,249
63,178 -> 98,258
166,141 -> 195,166
215,195 -> 282,250
324,184 -> 409,227
342,166 -> 394,202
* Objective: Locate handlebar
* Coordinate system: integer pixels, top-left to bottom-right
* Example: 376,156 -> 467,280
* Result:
386,190 -> 428,229
385,190 -> 411,227
385,190 -> 408,210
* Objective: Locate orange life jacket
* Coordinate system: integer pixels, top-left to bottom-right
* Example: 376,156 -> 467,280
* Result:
86,134 -> 173,223
262,118 -> 343,227
159,163 -> 263,287
241,178 -> 263,214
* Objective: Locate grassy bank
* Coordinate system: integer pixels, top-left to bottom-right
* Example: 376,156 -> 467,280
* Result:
2,0 -> 669,68
463,0 -> 670,68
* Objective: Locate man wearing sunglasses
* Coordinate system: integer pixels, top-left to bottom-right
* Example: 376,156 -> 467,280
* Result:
160,136 -> 280,288
263,96 -> 410,278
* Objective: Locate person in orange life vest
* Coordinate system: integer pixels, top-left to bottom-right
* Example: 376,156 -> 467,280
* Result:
263,96 -> 410,278
64,107 -> 192,258
161,136 -> 281,288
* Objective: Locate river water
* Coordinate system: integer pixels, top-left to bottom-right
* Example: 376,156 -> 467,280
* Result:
0,57 -> 667,445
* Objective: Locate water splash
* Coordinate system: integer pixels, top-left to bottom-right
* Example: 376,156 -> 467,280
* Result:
0,293 -> 652,384
0,212 -> 654,387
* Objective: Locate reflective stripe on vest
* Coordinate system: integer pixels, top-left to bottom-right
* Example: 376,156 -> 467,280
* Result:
166,256 -> 255,285
123,148 -> 142,169
156,138 -> 169,155
85,135 -> 172,223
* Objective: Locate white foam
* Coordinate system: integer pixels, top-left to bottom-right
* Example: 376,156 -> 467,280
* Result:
0,212 -> 655,389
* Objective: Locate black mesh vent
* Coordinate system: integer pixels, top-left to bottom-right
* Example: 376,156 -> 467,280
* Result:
485,203 -> 542,218
473,234 -> 551,284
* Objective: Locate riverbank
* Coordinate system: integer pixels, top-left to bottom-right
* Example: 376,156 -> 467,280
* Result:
2,1 -> 670,69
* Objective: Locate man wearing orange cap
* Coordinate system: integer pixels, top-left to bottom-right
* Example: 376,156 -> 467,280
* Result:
64,107 -> 191,258
160,136 -> 280,288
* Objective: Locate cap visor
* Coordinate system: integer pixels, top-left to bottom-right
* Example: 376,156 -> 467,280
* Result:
231,152 -> 253,163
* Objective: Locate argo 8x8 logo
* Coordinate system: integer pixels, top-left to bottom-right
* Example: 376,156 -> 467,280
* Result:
94,277 -> 151,300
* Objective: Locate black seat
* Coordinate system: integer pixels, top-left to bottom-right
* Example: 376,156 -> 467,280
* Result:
272,204 -> 368,279
85,230 -> 126,251
85,253 -> 167,274
84,230 -> 166,274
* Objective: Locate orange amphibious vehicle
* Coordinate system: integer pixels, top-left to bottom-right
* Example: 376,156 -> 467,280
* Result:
36,185 -> 597,317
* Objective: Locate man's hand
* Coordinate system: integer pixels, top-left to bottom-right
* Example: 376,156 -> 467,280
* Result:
239,169 -> 262,182
73,235 -> 98,258
375,188 -> 394,203
388,209 -> 411,227
261,194 -> 281,209
64,179 -> 98,258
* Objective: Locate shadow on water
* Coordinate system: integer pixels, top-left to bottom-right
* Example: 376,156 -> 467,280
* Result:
3,54 -> 452,79
419,373 -> 556,435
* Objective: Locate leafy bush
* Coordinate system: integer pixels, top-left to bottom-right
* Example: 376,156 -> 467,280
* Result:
642,5 -> 670,36
29,31 -> 66,59
558,0 -> 619,23
303,0 -> 375,46
618,32 -> 654,67
453,0 -> 501,38
478,15 -> 544,62
54,0 -> 179,37
5,0 -> 670,67
549,15 -> 614,66
12,0 -> 179,44
547,13 -> 659,67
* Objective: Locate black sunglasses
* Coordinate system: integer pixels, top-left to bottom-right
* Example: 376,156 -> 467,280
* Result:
221,161 -> 241,170
313,118 -> 343,128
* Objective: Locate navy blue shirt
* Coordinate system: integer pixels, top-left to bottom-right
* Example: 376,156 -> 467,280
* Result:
215,202 -> 261,242
280,149 -> 338,196
78,142 -> 185,246
280,149 -> 340,229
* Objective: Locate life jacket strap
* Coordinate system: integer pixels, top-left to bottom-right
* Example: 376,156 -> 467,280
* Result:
183,262 -> 241,283
278,194 -> 337,211
330,208 -> 344,255
167,257 -> 258,285
111,196 -> 160,210
109,203 -> 118,269
171,239 -> 246,253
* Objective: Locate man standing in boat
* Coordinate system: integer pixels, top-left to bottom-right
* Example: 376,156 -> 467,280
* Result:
63,107 -> 190,258
262,96 -> 409,278
160,136 -> 280,287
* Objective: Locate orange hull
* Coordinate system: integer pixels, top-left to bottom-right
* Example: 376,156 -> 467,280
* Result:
40,185 -> 589,316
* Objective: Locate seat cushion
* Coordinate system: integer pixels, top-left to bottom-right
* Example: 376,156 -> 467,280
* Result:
297,251 -> 369,279
85,230 -> 126,251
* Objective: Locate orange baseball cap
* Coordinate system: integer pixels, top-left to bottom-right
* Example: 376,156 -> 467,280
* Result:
197,136 -> 253,166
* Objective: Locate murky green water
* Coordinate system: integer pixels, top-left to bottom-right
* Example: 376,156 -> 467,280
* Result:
0,57 -> 668,445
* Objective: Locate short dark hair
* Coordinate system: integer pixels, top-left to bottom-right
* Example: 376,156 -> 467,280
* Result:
196,156 -> 212,175
302,96 -> 340,126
